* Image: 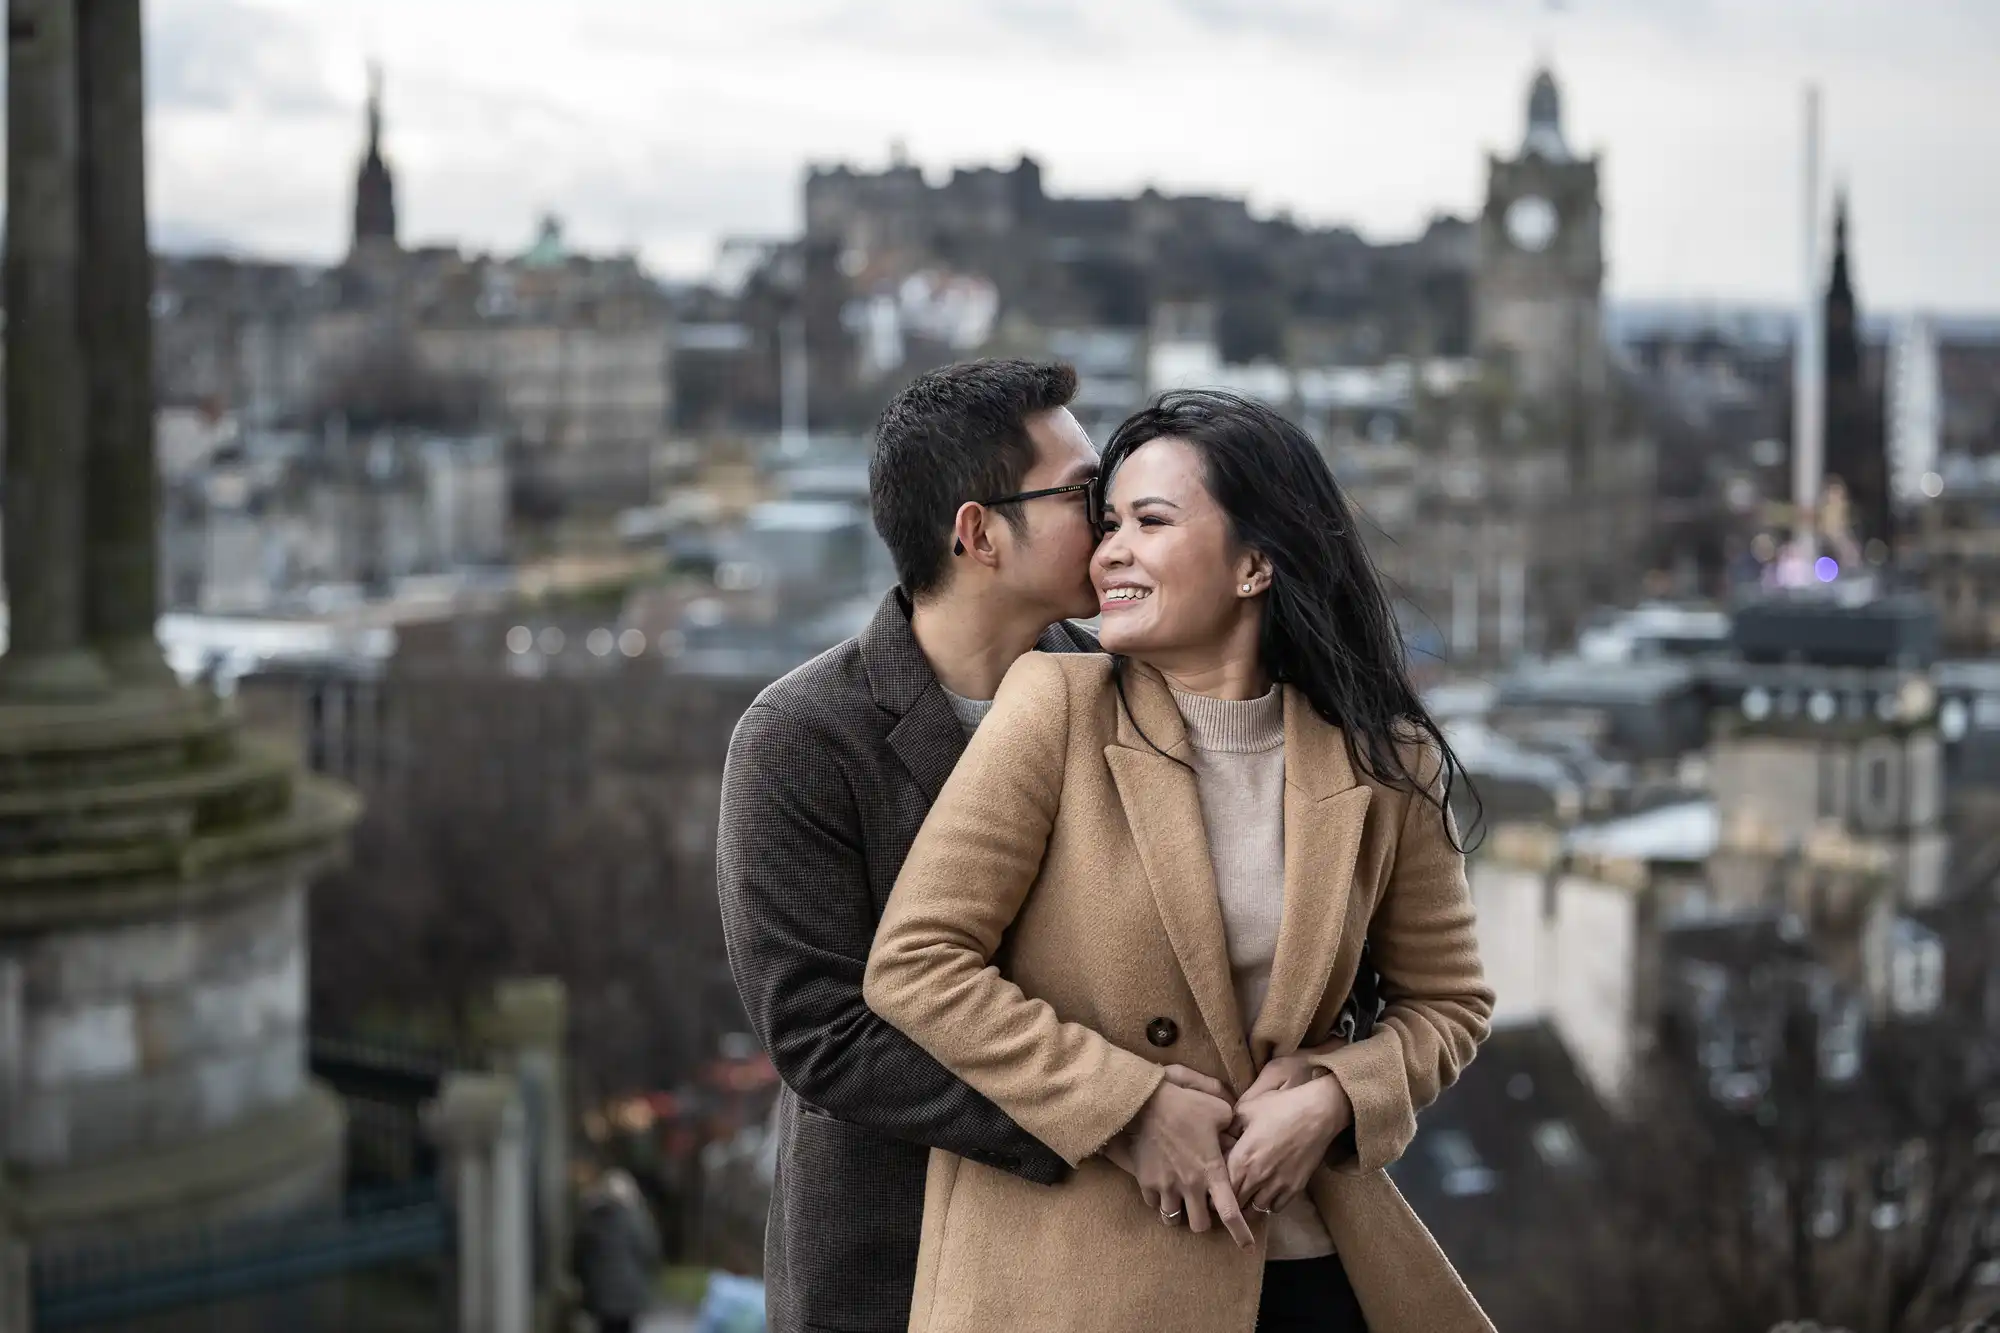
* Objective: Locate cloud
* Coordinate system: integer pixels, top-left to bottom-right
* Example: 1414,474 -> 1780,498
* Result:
404,146 -> 796,267
145,0 -> 342,119
1166,0 -> 1366,41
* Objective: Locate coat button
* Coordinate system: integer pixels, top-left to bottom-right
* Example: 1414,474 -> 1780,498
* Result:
1146,1017 -> 1179,1048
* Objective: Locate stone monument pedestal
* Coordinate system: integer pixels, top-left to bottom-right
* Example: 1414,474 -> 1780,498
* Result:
0,685 -> 359,1245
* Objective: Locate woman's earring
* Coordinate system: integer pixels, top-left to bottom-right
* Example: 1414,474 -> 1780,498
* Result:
954,541 -> 965,556
1241,582 -> 1254,594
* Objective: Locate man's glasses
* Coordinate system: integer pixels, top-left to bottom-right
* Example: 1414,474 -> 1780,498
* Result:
976,479 -> 1098,512
954,479 -> 1102,554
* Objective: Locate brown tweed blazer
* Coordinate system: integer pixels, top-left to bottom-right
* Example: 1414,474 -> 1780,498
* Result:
864,652 -> 1496,1333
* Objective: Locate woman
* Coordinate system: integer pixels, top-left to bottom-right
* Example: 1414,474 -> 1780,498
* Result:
863,391 -> 1495,1333
571,1166 -> 661,1333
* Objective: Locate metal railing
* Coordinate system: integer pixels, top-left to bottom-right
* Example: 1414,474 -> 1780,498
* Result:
30,1183 -> 449,1331
24,1034 -> 496,1331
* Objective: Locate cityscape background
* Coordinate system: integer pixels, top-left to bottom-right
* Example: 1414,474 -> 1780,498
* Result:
1,1 -> 1997,1331
137,0 -> 2000,309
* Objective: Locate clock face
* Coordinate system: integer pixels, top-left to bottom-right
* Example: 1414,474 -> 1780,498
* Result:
1505,194 -> 1559,253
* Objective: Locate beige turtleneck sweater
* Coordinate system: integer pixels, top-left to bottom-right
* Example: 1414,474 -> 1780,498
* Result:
1172,685 -> 1335,1261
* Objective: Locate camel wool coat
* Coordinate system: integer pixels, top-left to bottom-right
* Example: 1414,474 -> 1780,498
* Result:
863,653 -> 1496,1333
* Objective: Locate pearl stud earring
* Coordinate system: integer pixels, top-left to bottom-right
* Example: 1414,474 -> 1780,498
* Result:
1241,582 -> 1254,593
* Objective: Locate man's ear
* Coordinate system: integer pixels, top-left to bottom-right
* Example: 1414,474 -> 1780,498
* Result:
950,502 -> 999,569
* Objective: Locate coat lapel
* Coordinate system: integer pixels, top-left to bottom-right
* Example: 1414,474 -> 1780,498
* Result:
1250,688 -> 1373,1061
1103,663 -> 1256,1094
864,592 -> 1095,804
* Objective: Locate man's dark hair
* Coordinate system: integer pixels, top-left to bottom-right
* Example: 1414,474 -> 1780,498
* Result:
869,358 -> 1079,598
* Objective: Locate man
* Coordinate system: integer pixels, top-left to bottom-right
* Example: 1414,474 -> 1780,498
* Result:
717,360 -> 1104,1333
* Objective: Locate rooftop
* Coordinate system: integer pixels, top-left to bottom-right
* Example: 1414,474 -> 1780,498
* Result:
1565,799 -> 1718,866
1576,602 -> 1733,663
1496,655 -> 1702,708
1934,451 -> 2000,496
745,501 -> 864,534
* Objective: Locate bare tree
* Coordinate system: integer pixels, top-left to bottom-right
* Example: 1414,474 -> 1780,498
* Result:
308,671 -> 754,1100
1550,916 -> 2000,1333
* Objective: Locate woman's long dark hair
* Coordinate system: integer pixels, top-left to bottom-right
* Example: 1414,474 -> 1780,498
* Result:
1100,389 -> 1480,852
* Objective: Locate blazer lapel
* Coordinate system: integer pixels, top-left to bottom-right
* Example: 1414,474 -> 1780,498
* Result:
861,590 -> 966,803
1250,688 -> 1373,1062
1103,663 -> 1256,1094
886,692 -> 967,804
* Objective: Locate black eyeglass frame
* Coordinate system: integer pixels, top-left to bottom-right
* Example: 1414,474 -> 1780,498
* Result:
953,479 -> 1103,555
974,479 -> 1097,510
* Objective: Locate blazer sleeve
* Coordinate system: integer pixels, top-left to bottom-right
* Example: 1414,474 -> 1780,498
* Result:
1309,754 -> 1494,1175
864,655 -> 1167,1167
717,701 -> 1069,1185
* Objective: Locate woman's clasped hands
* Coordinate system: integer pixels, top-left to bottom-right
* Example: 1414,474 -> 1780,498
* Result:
1226,1048 -> 1354,1219
1102,1043 -> 1352,1250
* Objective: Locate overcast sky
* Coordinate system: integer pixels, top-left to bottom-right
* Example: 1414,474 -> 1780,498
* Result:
84,0 -> 2000,310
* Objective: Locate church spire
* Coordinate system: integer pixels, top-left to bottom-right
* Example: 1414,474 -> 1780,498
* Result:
1824,185 -> 1860,396
366,61 -> 383,159
1821,185 -> 1889,542
1827,186 -> 1854,313
1522,66 -> 1572,162
350,61 -> 398,256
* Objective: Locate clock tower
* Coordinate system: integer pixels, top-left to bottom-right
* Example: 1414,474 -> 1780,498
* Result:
1475,67 -> 1606,404
1416,65 -> 1651,660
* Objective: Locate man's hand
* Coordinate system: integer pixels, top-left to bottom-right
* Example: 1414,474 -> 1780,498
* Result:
1104,1067 -> 1235,1175
1235,1037 -> 1347,1111
1225,1076 -> 1352,1215
1117,1065 -> 1255,1247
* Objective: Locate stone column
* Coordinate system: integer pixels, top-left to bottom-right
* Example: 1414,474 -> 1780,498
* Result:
487,978 -> 570,1328
427,1073 -> 531,1333
0,1160 -> 23,1328
0,1169 -> 25,1333
0,1229 -> 27,1333
76,0 -> 171,682
3,0 -> 108,699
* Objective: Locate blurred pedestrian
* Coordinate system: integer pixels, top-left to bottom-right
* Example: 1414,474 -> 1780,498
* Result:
572,1167 -> 662,1333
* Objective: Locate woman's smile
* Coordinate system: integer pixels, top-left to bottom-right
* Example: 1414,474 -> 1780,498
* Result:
1100,584 -> 1154,612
